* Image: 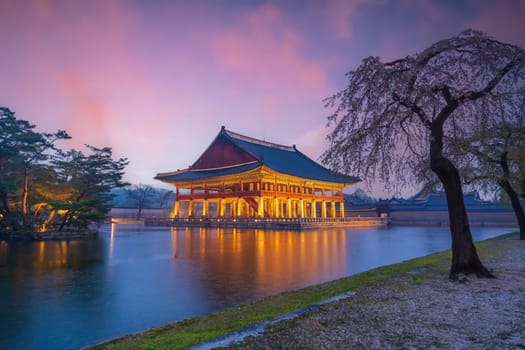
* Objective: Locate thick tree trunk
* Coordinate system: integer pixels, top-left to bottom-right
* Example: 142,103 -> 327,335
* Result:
430,118 -> 494,280
431,157 -> 494,279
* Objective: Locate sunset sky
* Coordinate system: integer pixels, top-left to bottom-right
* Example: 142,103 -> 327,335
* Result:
1,0 -> 524,197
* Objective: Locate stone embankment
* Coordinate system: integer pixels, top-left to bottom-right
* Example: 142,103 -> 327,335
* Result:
144,217 -> 389,230
0,229 -> 98,241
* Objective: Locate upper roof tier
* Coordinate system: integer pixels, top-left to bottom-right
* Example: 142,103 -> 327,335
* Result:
155,127 -> 360,184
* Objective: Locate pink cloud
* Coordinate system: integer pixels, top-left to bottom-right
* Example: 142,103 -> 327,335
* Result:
323,0 -> 367,40
55,71 -> 111,144
211,3 -> 330,96
31,0 -> 50,20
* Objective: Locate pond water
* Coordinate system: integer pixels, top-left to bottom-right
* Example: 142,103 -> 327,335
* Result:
0,224 -> 510,349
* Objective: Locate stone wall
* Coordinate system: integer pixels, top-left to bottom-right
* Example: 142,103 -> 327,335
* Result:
0,229 -> 98,241
390,210 -> 518,227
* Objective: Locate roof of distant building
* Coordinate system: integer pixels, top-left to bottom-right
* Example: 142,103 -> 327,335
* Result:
386,190 -> 511,212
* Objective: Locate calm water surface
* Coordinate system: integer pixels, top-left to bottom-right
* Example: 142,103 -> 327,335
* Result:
0,224 -> 510,349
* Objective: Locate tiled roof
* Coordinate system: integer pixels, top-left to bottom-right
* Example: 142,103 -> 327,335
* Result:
224,129 -> 359,183
155,127 -> 360,184
155,162 -> 259,181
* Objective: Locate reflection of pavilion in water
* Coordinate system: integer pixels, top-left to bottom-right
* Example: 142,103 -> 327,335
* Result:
169,227 -> 349,301
153,127 -> 382,229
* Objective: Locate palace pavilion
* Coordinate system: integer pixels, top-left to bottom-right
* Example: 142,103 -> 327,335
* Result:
155,127 -> 359,220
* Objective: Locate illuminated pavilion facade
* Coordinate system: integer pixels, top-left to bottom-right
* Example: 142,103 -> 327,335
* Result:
155,127 -> 359,220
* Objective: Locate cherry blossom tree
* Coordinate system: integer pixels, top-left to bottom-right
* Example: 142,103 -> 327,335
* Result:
323,30 -> 525,279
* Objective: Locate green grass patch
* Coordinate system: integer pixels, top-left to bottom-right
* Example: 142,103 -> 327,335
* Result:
89,231 -> 517,350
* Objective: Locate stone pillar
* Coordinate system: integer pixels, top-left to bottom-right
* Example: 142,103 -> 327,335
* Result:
287,198 -> 292,218
331,201 -> 336,218
322,201 -> 327,218
274,198 -> 279,217
340,201 -> 345,218
312,201 -> 317,218
300,199 -> 304,218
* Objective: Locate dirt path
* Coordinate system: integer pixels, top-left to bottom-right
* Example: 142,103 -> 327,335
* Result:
227,236 -> 525,349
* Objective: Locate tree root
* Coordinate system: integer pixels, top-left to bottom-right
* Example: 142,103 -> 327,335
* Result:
449,267 -> 496,281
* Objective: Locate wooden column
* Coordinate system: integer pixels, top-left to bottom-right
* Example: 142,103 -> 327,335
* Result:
173,186 -> 179,217
236,198 -> 242,217
218,199 -> 224,217
258,197 -> 264,217
171,200 -> 180,218
189,200 -> 194,217
202,200 -> 208,217
229,201 -> 235,217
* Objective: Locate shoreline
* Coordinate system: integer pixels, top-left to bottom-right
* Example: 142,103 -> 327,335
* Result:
228,232 -> 524,349
0,229 -> 98,241
88,231 -> 523,350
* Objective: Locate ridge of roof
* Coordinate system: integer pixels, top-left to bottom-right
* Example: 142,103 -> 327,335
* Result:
189,160 -> 259,172
155,169 -> 187,178
223,127 -> 295,152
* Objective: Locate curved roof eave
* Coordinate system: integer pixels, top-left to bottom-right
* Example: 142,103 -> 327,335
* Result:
155,162 -> 261,182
